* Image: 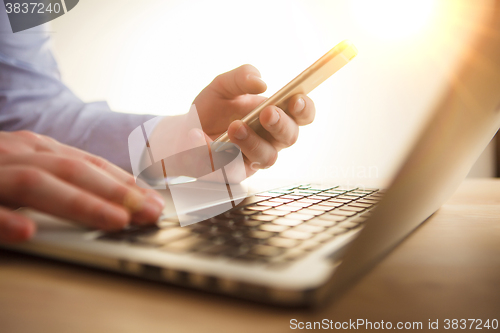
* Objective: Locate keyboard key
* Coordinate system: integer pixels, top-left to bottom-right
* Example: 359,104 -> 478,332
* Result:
285,213 -> 315,221
244,220 -> 265,227
307,219 -> 337,227
307,195 -> 329,201
339,206 -> 365,213
157,220 -> 179,228
350,216 -> 368,223
251,215 -> 278,222
326,226 -> 349,235
281,230 -> 313,240
335,195 -> 357,201
317,201 -> 343,208
269,198 -> 294,203
232,209 -> 259,215
318,214 -> 347,222
297,239 -> 321,251
281,194 -> 305,200
364,195 -> 381,201
324,190 -> 347,195
220,212 -> 249,220
259,224 -> 290,232
294,209 -> 323,216
269,190 -> 293,195
267,237 -> 298,248
246,205 -> 272,211
336,186 -> 358,191
337,221 -> 360,229
312,233 -> 336,243
262,209 -> 288,216
257,201 -> 283,207
196,244 -> 233,256
358,199 -> 378,205
136,228 -> 191,245
348,203 -> 373,209
351,190 -> 374,195
282,248 -> 306,260
189,224 -> 211,234
293,224 -> 324,234
297,198 -> 322,204
236,195 -> 269,206
99,226 -> 159,242
286,201 -> 312,208
328,198 -> 351,204
308,204 -> 334,212
249,231 -> 275,239
251,245 -> 284,257
350,191 -> 370,196
329,210 -> 357,217
161,235 -> 209,253
296,190 -> 321,195
314,192 -> 339,198
343,192 -> 364,197
275,205 -> 302,212
272,218 -> 303,227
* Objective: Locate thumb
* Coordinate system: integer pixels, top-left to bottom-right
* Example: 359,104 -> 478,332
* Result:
210,64 -> 267,99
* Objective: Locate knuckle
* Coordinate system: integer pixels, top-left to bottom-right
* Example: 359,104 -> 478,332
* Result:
14,130 -> 38,139
12,167 -> 44,196
246,137 -> 261,155
14,130 -> 51,144
57,158 -> 85,180
213,73 -> 224,87
65,191 -> 88,216
124,176 -> 138,187
86,155 -> 108,170
239,64 -> 256,75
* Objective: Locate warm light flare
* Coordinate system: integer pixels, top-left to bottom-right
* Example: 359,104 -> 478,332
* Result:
350,0 -> 436,40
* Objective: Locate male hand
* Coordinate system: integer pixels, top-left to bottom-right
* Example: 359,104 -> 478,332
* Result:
0,131 -> 165,243
193,64 -> 316,177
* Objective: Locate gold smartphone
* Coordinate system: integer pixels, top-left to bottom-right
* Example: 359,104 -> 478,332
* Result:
213,40 -> 358,151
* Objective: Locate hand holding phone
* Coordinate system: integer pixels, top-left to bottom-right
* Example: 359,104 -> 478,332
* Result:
213,40 -> 358,151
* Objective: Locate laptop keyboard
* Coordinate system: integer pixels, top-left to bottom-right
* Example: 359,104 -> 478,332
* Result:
97,184 -> 383,265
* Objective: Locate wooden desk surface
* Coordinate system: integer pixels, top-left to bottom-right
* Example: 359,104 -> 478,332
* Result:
1,179 -> 499,333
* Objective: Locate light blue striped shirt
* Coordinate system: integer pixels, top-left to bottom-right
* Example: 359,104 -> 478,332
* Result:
0,9 -> 154,172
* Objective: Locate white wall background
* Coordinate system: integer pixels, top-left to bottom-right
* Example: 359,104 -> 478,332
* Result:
50,0 -> 496,186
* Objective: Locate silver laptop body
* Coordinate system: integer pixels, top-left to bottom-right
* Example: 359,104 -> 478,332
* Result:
2,3 -> 500,307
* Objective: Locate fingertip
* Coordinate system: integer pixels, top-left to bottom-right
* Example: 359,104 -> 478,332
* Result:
99,204 -> 130,231
132,198 -> 163,226
287,94 -> 315,125
247,74 -> 267,93
260,106 -> 281,127
0,215 -> 36,243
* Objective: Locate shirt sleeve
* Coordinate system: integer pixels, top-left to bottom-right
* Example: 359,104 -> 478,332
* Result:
0,8 -> 156,173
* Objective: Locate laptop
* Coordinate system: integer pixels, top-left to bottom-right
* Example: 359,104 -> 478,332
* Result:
2,5 -> 500,307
